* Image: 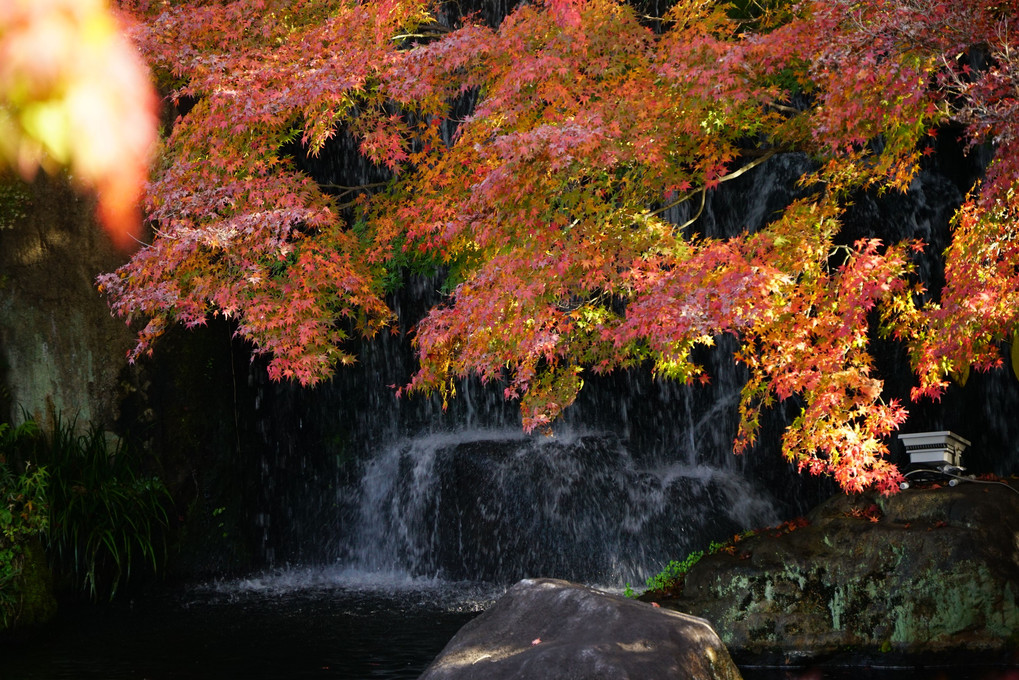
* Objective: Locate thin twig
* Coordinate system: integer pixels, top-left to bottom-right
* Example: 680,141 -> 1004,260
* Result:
392,24 -> 452,41
674,183 -> 708,232
767,102 -> 802,115
648,148 -> 779,218
319,181 -> 390,191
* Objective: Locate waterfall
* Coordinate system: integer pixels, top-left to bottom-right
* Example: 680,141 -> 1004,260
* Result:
307,155 -> 823,586
207,94 -> 1014,587
336,429 -> 779,586
243,328 -> 812,586
228,153 -> 846,587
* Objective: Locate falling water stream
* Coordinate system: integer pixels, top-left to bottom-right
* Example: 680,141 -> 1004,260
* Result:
335,427 -> 781,585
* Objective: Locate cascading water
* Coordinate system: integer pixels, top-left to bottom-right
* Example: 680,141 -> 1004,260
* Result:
235,137 -> 1019,592
235,153 -> 842,588
337,429 -> 779,585
305,154 -> 824,586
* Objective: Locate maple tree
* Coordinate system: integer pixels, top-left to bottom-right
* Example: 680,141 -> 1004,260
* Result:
98,0 -> 1019,493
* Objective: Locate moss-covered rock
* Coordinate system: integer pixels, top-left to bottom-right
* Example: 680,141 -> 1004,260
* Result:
653,482 -> 1019,664
1,539 -> 57,633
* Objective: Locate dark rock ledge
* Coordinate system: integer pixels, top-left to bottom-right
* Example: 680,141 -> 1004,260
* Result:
649,480 -> 1019,667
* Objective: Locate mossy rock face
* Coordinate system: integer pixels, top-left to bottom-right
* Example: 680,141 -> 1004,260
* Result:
0,173 -> 136,428
656,483 -> 1019,664
2,540 -> 57,633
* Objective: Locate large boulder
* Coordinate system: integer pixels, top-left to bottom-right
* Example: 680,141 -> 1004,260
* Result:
654,482 -> 1019,664
420,578 -> 742,680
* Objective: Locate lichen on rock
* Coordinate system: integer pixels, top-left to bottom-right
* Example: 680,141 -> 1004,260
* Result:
652,482 -> 1019,664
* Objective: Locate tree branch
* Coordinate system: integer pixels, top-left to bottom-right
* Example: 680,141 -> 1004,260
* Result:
319,181 -> 390,192
392,23 -> 452,42
648,148 -> 780,219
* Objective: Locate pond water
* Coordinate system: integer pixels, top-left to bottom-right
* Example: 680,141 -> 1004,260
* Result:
1,567 -> 1015,680
0,568 -> 492,680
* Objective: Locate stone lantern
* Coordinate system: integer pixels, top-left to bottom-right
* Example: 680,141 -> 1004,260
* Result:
897,430 -> 971,469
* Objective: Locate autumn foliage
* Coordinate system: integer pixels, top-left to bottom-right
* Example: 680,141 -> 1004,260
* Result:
97,0 -> 1019,493
0,0 -> 157,248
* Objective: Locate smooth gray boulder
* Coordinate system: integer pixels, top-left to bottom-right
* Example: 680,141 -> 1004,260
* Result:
419,578 -> 741,680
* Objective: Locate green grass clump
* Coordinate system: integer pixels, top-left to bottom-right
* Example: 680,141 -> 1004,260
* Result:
625,540 -> 732,599
40,418 -> 172,601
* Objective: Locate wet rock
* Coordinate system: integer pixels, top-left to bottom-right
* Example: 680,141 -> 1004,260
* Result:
430,436 -> 755,583
655,481 -> 1019,664
419,577 -> 742,680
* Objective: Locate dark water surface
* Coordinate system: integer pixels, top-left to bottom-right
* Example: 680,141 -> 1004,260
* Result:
1,568 -> 1016,680
0,569 -> 493,680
